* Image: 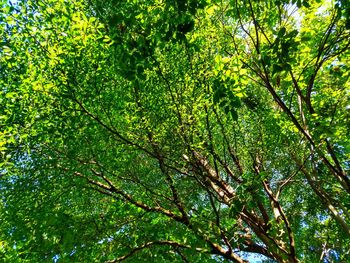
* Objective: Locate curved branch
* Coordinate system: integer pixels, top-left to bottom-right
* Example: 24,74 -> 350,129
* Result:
105,240 -> 196,262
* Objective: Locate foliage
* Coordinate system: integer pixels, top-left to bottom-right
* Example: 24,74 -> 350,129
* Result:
1,0 -> 350,262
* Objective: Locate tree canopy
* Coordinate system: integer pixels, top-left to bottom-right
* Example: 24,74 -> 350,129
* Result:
1,0 -> 350,262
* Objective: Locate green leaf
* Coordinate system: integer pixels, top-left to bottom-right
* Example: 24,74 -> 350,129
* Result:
278,27 -> 286,37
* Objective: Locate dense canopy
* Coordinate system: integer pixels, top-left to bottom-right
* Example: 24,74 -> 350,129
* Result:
1,0 -> 350,262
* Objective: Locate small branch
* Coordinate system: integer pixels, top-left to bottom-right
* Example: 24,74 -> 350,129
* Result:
105,240 -> 195,262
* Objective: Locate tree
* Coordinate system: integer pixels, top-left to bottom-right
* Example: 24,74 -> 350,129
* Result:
1,0 -> 349,262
